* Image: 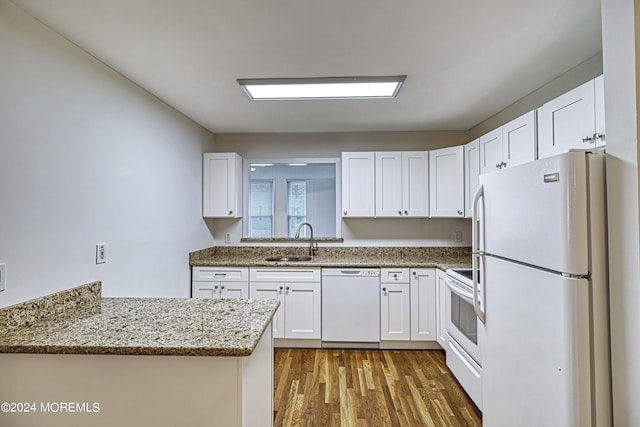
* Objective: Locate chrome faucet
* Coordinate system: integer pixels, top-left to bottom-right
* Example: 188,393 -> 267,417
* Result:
294,222 -> 318,257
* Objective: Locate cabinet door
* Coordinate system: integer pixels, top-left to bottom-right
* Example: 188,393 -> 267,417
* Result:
375,152 -> 403,217
429,146 -> 464,218
203,153 -> 242,218
220,282 -> 249,299
402,151 -> 430,217
594,75 -> 606,148
192,281 -> 221,299
342,152 -> 375,217
479,128 -> 503,174
464,139 -> 480,218
410,269 -> 437,341
284,282 -> 321,339
538,79 -> 596,159
435,270 -> 448,348
381,282 -> 411,341
250,282 -> 285,339
502,110 -> 536,169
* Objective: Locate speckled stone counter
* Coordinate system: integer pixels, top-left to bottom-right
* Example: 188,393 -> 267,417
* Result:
0,283 -> 279,357
190,246 -> 472,270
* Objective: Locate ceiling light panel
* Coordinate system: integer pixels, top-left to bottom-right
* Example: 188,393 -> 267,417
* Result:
237,76 -> 406,100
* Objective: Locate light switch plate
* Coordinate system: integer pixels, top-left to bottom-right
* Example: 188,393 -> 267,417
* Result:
96,244 -> 107,264
0,263 -> 6,292
454,231 -> 462,243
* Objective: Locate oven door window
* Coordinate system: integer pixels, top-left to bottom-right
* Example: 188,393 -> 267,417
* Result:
450,292 -> 478,345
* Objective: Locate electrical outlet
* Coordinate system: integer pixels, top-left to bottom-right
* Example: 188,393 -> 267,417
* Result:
0,263 -> 6,292
96,243 -> 107,264
224,233 -> 231,244
454,231 -> 462,243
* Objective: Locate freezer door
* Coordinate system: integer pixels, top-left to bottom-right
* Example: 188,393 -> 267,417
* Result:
481,256 -> 593,427
478,151 -> 600,275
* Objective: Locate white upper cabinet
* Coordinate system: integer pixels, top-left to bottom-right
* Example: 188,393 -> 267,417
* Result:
375,151 -> 429,218
342,152 -> 375,217
480,111 -> 536,174
375,152 -> 403,217
402,152 -> 430,217
502,110 -> 537,168
464,139 -> 480,218
594,75 -> 606,147
479,128 -> 503,175
203,153 -> 243,218
429,146 -> 464,218
538,76 -> 605,159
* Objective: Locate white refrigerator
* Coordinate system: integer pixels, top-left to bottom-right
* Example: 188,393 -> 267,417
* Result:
472,151 -> 611,427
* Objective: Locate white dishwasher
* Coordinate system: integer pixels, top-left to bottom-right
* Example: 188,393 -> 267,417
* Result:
321,268 -> 380,347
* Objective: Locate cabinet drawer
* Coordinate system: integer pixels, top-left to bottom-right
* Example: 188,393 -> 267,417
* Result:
192,266 -> 248,282
381,268 -> 410,283
250,267 -> 321,282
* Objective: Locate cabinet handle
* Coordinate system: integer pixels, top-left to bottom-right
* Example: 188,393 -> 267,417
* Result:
496,163 -> 501,169
404,210 -> 408,215
220,285 -> 225,290
582,136 -> 593,143
214,285 -> 219,289
279,286 -> 283,291
458,210 -> 463,215
286,286 -> 290,291
382,287 -> 387,292
228,210 -> 233,215
344,211 -> 347,216
594,133 -> 604,140
398,210 -> 403,215
393,274 -> 398,279
500,161 -> 507,168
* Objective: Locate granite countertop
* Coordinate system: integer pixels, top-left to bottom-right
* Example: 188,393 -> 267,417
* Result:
189,246 -> 472,271
0,284 -> 279,357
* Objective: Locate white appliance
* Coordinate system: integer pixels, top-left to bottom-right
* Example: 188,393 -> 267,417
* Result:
472,151 -> 611,427
444,268 -> 482,409
321,268 -> 380,347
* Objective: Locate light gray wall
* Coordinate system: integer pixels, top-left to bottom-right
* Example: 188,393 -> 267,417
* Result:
468,53 -> 603,139
601,0 -> 640,425
0,0 -> 215,307
212,131 -> 473,247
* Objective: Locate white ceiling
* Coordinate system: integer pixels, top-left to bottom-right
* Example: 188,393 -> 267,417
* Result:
10,0 -> 602,133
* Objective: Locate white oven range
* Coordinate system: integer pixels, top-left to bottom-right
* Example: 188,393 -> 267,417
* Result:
444,268 -> 482,410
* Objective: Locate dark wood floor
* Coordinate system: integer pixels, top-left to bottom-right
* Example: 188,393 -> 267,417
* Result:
274,348 -> 482,427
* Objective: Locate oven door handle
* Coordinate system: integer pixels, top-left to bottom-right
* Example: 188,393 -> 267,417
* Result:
445,277 -> 474,304
472,185 -> 486,324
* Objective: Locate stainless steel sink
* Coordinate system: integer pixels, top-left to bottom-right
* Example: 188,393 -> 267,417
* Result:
265,256 -> 313,262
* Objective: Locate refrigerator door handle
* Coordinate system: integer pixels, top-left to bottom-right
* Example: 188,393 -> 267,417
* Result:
472,185 -> 486,324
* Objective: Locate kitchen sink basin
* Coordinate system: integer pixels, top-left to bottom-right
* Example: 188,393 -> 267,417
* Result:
265,256 -> 313,262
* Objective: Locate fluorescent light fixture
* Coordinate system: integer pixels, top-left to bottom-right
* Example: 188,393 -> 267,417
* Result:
250,163 -> 275,167
237,76 -> 406,100
288,163 -> 308,166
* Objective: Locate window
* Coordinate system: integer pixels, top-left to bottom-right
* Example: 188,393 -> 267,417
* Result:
244,160 -> 339,239
249,180 -> 273,238
287,180 -> 307,237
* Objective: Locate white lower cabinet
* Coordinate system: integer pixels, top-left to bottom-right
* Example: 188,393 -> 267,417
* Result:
380,268 -> 411,341
410,269 -> 437,341
381,281 -> 411,341
435,269 -> 449,348
381,268 -> 438,343
191,266 -> 249,299
250,282 -> 285,339
249,268 -> 321,340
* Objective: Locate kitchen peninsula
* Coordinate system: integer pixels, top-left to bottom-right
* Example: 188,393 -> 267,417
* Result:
0,282 -> 278,427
